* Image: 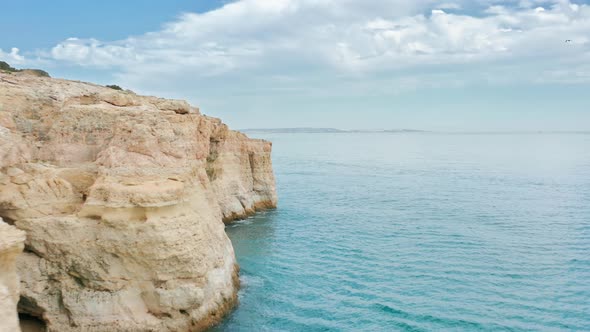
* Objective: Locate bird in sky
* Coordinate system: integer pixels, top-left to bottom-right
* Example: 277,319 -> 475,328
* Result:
565,39 -> 572,43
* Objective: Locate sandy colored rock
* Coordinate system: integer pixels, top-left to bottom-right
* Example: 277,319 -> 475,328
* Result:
0,218 -> 26,332
0,72 -> 276,331
146,97 -> 194,114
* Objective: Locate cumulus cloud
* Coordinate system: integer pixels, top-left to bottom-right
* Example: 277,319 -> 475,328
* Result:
0,48 -> 25,64
5,0 -> 590,90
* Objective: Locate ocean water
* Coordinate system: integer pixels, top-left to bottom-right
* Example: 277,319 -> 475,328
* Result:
213,133 -> 590,331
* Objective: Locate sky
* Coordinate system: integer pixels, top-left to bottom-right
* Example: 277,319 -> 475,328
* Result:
1,0 -> 589,131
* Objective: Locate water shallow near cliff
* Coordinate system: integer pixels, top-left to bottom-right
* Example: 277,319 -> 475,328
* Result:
212,133 -> 590,331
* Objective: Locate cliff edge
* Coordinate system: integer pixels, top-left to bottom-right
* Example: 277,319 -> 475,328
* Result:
0,71 -> 277,331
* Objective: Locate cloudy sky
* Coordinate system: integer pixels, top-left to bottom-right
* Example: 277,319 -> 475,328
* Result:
1,0 -> 589,131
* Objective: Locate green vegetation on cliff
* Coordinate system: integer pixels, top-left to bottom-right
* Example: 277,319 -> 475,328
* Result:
106,84 -> 123,90
0,61 -> 18,72
0,61 -> 50,77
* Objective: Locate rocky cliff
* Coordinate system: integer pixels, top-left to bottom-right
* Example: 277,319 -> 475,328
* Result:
0,71 -> 277,331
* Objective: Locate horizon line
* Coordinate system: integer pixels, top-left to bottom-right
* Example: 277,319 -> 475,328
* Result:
239,128 -> 590,134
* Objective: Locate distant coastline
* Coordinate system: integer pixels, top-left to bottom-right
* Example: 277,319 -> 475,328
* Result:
240,128 -> 429,134
240,128 -> 590,135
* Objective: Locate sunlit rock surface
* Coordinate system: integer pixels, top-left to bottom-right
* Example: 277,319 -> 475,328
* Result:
0,218 -> 26,332
0,72 -> 276,331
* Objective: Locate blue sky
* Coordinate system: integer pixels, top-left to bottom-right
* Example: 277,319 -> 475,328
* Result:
1,0 -> 589,131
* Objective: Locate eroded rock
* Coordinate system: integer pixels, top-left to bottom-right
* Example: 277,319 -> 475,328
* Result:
0,72 -> 277,331
0,218 -> 26,332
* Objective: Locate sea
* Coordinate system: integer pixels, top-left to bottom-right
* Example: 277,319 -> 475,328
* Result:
212,132 -> 590,331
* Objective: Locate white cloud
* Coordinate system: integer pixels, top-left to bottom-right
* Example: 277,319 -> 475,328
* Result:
437,2 -> 463,10
6,0 -> 590,90
0,48 -> 25,64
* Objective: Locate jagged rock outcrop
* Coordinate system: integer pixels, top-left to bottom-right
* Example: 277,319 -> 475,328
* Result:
0,72 -> 276,331
0,218 -> 26,332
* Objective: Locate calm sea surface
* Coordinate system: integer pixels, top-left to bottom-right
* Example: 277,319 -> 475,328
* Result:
213,133 -> 590,331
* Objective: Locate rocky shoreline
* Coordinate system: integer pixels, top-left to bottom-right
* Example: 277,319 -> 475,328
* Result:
0,71 -> 276,331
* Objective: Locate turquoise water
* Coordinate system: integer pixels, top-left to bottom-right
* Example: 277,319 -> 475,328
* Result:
214,133 -> 590,331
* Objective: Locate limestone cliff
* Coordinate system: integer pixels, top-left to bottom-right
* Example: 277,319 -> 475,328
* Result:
0,218 -> 26,332
0,71 -> 277,331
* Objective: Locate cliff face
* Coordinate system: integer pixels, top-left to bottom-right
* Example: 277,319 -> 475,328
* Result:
0,218 -> 26,332
0,72 -> 277,331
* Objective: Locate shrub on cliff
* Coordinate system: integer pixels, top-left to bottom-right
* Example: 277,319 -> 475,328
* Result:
106,84 -> 123,90
0,61 -> 17,72
0,61 -> 50,77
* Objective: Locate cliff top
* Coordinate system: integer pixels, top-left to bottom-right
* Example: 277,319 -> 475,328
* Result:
0,70 -> 199,115
0,61 -> 50,78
